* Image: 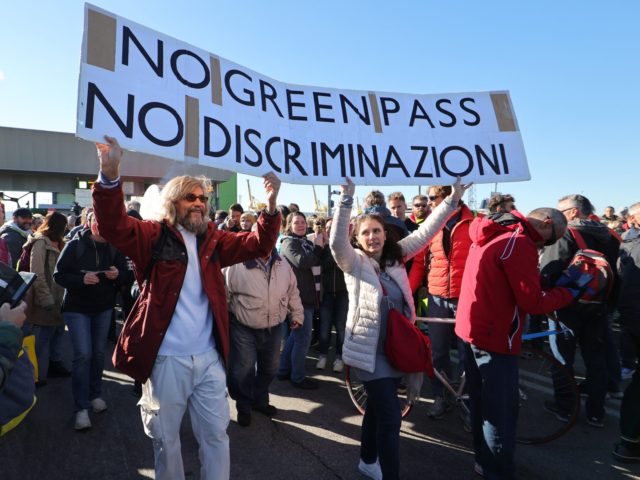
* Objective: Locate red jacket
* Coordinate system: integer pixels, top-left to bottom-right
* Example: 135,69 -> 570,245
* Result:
0,238 -> 10,266
454,211 -> 574,355
93,183 -> 280,382
409,204 -> 474,298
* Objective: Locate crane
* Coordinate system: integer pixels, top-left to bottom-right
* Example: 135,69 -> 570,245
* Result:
312,185 -> 327,215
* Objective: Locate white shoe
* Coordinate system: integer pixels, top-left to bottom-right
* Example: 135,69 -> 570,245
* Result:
358,459 -> 382,480
333,358 -> 345,373
90,397 -> 108,413
74,409 -> 92,431
316,356 -> 327,370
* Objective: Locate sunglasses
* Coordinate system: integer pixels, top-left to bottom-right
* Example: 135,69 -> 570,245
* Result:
428,195 -> 441,201
544,219 -> 557,247
183,193 -> 208,203
413,203 -> 428,208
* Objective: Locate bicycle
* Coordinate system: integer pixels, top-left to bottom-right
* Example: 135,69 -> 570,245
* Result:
344,317 -> 581,445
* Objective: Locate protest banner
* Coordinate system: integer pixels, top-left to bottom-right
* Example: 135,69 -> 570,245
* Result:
77,4 -> 530,185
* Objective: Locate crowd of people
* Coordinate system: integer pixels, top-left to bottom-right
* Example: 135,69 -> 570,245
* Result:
1,138 -> 639,479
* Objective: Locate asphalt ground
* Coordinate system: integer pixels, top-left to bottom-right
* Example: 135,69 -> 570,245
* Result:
1,330 -> 639,480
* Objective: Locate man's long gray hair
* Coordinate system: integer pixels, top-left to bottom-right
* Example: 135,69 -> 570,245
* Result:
159,175 -> 211,230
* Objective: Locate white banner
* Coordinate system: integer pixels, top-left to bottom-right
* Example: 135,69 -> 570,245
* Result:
77,4 -> 530,185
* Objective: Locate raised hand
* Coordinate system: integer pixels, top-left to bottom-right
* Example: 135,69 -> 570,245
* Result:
262,172 -> 281,213
340,177 -> 355,197
450,176 -> 473,204
95,135 -> 123,181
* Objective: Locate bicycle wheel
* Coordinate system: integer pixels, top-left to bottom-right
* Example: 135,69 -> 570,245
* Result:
344,366 -> 413,418
516,346 -> 580,445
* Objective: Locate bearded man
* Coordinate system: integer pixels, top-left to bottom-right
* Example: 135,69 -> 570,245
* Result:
92,136 -> 281,480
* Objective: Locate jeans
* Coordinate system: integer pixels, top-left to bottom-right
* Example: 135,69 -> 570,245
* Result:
318,291 -> 348,357
464,343 -> 518,480
426,294 -> 465,397
227,317 -> 283,413
31,324 -> 57,381
549,309 -> 607,419
278,307 -> 314,383
361,377 -> 401,480
139,349 -> 230,480
64,309 -> 112,411
620,332 -> 640,441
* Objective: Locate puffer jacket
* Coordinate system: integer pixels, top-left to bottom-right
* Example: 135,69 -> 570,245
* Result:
330,194 -> 456,373
24,234 -> 64,327
0,224 -> 30,269
224,252 -> 304,330
408,204 -> 474,298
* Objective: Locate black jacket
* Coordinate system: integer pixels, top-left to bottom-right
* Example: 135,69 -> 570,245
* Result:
618,238 -> 640,336
53,229 -> 131,314
321,245 -> 347,295
280,235 -> 322,307
540,219 -> 620,311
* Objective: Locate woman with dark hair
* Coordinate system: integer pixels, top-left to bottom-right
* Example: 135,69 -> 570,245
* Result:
277,211 -> 324,389
330,177 -> 468,480
54,215 -> 130,430
24,211 -> 67,385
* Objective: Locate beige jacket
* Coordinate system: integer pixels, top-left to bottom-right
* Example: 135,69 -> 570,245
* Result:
25,233 -> 64,327
224,253 -> 304,330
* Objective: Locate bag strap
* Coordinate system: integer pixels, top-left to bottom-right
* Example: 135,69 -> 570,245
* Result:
568,227 -> 588,251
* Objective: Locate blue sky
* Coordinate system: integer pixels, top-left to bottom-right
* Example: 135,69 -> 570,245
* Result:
1,1 -> 638,214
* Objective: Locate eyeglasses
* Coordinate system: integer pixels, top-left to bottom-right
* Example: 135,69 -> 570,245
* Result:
560,207 -> 576,213
544,219 -> 557,247
428,195 -> 441,202
183,193 -> 208,203
413,203 -> 428,208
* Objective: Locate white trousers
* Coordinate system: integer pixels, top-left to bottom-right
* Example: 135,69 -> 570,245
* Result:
139,349 -> 230,480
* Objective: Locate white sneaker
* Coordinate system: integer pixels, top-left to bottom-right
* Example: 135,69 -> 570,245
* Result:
333,358 -> 345,373
74,409 -> 92,431
316,356 -> 327,370
358,459 -> 382,480
90,397 -> 108,413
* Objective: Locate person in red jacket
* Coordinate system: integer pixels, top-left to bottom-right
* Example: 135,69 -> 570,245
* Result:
93,136 -> 281,480
409,184 -> 474,419
455,208 -> 577,479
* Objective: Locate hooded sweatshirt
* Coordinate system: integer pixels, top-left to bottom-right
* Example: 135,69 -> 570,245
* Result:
455,211 -> 574,355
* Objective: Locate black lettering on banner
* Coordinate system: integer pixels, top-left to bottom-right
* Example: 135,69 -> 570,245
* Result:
311,142 -> 319,175
357,145 -> 380,177
244,129 -> 263,167
234,125 -> 242,163
380,97 -> 400,126
225,69 -> 255,106
121,26 -> 163,77
85,82 -> 134,138
320,143 -> 346,177
203,116 -> 231,157
265,137 -> 282,173
339,95 -> 370,125
439,146 -> 473,177
286,90 -> 307,121
347,144 -> 356,177
499,144 -> 509,174
259,80 -> 284,118
382,146 -> 410,177
313,92 -> 335,123
431,147 -> 441,177
475,144 -> 500,175
170,49 -> 210,89
138,102 -> 183,147
436,99 -> 456,127
409,100 -> 435,128
283,140 -> 306,175
460,98 -> 480,126
411,146 -> 434,177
